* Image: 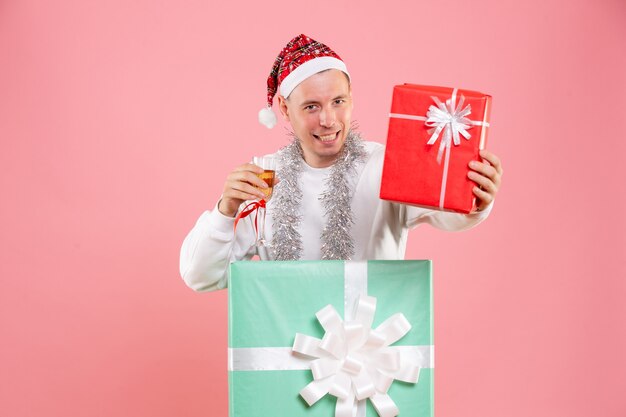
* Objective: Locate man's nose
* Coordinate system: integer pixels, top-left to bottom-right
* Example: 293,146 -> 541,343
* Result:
319,107 -> 336,128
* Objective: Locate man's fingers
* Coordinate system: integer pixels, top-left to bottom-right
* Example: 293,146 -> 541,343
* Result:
479,150 -> 503,174
468,161 -> 499,184
233,163 -> 264,174
472,185 -> 493,207
227,179 -> 266,199
229,170 -> 269,190
467,171 -> 496,194
468,151 -> 502,210
224,189 -> 264,203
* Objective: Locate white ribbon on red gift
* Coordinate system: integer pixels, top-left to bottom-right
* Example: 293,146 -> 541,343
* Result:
389,88 -> 490,209
227,261 -> 434,417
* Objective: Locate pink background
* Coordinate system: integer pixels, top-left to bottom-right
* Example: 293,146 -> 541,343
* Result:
1,0 -> 624,416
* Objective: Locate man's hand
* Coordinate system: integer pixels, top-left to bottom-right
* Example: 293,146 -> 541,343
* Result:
218,163 -> 268,217
467,149 -> 503,212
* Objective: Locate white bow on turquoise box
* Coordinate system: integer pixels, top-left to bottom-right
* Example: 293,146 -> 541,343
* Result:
228,260 -> 434,417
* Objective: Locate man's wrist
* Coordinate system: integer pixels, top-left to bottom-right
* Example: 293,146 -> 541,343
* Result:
217,199 -> 237,218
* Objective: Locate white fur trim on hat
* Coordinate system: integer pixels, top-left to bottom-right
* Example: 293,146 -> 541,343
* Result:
278,56 -> 350,98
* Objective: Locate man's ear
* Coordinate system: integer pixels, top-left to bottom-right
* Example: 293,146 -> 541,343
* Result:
277,95 -> 290,122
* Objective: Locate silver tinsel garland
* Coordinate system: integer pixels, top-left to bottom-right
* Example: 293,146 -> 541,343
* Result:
270,138 -> 305,260
270,131 -> 367,260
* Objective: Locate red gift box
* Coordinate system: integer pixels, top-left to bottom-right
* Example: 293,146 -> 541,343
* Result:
380,84 -> 492,213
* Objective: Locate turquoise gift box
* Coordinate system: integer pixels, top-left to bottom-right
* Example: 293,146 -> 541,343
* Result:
228,260 -> 434,417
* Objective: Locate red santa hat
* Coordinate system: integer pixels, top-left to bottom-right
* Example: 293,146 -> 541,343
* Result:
258,34 -> 350,129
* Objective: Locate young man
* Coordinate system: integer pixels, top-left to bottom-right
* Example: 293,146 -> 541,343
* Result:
180,34 -> 503,292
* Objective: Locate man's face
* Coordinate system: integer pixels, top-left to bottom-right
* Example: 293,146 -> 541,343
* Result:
278,69 -> 353,168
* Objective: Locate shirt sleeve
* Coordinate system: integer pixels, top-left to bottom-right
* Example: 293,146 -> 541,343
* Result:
401,200 -> 494,231
179,201 -> 256,292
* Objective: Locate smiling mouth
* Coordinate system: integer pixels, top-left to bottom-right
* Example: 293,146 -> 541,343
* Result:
313,131 -> 340,142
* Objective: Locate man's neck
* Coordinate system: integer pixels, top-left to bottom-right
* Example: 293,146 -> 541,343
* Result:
302,148 -> 345,169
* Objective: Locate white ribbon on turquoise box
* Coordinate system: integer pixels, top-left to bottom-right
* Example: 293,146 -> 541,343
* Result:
228,261 -> 434,417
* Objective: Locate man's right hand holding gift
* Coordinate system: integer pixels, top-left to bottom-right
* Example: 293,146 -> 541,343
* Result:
468,149 -> 503,212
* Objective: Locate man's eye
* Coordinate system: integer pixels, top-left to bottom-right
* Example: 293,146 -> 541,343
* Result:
304,105 -> 317,111
334,99 -> 345,105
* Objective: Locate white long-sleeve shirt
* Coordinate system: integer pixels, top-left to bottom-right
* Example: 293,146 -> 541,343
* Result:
180,141 -> 492,292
